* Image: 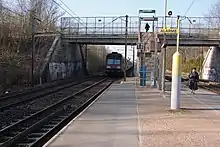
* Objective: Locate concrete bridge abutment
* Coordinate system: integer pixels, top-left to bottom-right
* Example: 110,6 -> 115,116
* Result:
201,46 -> 220,82
40,36 -> 88,83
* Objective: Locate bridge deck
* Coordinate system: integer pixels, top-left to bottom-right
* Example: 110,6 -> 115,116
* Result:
36,16 -> 220,46
63,33 -> 220,46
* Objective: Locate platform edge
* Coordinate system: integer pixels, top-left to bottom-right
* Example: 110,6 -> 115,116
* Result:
42,83 -> 113,147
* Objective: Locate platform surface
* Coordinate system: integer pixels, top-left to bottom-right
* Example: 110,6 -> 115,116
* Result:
137,82 -> 220,147
45,82 -> 139,147
44,78 -> 220,147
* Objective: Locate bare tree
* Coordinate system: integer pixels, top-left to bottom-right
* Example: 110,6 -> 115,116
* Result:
87,45 -> 108,73
0,0 -> 65,93
204,1 -> 220,28
9,0 -> 65,33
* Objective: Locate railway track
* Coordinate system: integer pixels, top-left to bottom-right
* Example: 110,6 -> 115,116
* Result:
165,74 -> 220,94
0,76 -> 105,130
198,83 -> 220,95
0,73 -> 103,99
0,74 -> 103,109
0,77 -> 113,147
0,77 -> 74,98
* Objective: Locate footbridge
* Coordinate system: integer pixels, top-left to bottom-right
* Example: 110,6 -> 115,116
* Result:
37,15 -> 220,82
59,16 -> 220,49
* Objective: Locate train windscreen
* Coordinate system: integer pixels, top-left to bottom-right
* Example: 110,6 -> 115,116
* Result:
107,59 -> 114,64
107,59 -> 120,65
106,58 -> 121,69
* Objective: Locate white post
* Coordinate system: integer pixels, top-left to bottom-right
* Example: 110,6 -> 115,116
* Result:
171,15 -> 181,110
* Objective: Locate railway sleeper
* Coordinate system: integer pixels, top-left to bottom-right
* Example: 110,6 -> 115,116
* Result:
43,125 -> 54,129
43,124 -> 55,128
16,143 -> 32,147
27,133 -> 43,138
23,138 -> 36,142
0,136 -> 11,142
35,129 -> 48,134
53,117 -> 65,121
18,106 -> 79,146
21,108 -> 90,144
16,140 -> 34,147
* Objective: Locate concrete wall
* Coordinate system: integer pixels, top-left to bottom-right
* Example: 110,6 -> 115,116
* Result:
48,39 -> 84,81
201,46 -> 220,81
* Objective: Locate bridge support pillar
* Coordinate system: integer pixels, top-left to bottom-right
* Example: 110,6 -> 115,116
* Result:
79,44 -> 89,76
85,44 -> 88,70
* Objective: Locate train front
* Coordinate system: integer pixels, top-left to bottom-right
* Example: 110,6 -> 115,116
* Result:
105,52 -> 123,77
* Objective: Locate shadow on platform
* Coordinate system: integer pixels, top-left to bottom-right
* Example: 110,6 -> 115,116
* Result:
193,93 -> 219,96
182,107 -> 220,111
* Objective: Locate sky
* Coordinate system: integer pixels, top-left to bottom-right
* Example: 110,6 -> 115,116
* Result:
59,0 -> 219,61
61,0 -> 217,17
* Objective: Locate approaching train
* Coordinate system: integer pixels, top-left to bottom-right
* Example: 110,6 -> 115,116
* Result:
105,52 -> 124,77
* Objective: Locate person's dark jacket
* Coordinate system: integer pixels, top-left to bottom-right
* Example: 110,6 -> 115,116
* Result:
188,71 -> 199,90
188,71 -> 199,82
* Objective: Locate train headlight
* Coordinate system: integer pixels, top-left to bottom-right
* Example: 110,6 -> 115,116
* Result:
107,65 -> 111,68
116,66 -> 120,69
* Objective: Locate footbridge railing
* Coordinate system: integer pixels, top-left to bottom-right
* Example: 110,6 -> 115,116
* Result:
60,16 -> 220,40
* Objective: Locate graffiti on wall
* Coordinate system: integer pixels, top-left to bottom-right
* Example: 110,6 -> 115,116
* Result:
202,67 -> 218,81
49,60 -> 82,81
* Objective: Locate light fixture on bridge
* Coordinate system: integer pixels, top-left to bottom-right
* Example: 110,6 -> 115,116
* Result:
168,11 -> 172,16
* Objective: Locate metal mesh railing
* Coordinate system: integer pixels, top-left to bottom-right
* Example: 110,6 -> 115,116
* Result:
61,16 -> 220,40
60,16 -> 139,35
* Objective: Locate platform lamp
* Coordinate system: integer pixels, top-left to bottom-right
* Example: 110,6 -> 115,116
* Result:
123,15 -> 128,81
170,15 -> 193,110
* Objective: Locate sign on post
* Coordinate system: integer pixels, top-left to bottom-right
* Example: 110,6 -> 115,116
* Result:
140,17 -> 158,21
159,27 -> 178,34
139,10 -> 156,13
137,42 -> 144,50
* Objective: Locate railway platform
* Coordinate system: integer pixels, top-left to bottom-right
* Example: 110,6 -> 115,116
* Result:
44,78 -> 220,147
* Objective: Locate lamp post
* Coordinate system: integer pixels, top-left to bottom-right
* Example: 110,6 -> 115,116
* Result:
132,45 -> 135,76
124,15 -> 128,81
153,30 -> 159,88
31,10 -> 36,87
170,15 -> 192,110
170,15 -> 181,110
161,0 -> 167,92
